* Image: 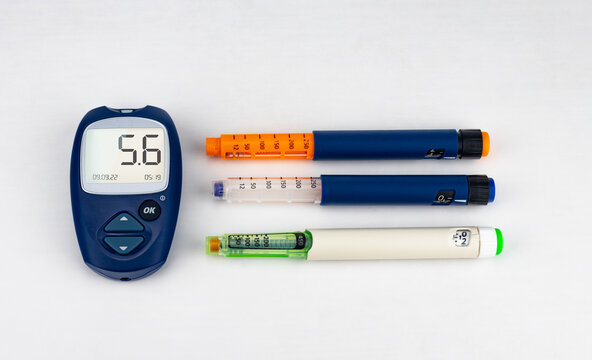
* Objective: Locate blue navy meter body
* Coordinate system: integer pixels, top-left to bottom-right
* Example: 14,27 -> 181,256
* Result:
70,106 -> 182,280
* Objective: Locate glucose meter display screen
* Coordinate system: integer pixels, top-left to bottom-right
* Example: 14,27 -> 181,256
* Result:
85,128 -> 166,184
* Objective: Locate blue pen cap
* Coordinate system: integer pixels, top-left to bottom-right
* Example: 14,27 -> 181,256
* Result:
313,130 -> 460,160
319,175 -> 494,206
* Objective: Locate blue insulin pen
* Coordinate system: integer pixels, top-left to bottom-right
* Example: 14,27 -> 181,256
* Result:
213,175 -> 495,205
206,129 -> 489,160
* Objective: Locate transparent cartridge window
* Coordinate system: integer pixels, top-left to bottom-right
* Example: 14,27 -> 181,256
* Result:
213,177 -> 322,203
207,232 -> 313,258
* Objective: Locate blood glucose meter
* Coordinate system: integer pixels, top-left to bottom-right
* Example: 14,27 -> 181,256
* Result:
70,106 -> 182,280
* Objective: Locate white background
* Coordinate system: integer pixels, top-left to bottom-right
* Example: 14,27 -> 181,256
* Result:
1,1 -> 591,359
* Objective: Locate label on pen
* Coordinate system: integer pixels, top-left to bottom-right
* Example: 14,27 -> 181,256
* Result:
433,190 -> 455,205
425,149 -> 445,158
453,230 -> 471,247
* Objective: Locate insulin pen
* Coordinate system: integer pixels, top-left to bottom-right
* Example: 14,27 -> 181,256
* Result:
206,129 -> 489,160
213,175 -> 495,205
206,227 -> 503,260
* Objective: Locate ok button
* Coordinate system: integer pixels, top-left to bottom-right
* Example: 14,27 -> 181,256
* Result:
139,200 -> 161,221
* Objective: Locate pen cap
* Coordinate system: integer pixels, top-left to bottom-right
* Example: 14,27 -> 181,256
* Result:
319,175 -> 494,205
306,227 -> 503,260
312,130 -> 460,160
307,227 -> 481,260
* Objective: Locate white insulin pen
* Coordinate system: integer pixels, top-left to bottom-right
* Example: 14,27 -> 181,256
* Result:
206,227 -> 503,260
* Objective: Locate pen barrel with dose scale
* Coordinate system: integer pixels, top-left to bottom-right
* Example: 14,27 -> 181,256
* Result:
206,130 -> 489,160
206,133 -> 315,159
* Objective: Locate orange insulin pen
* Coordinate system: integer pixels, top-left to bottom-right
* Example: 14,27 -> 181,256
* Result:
206,129 -> 489,160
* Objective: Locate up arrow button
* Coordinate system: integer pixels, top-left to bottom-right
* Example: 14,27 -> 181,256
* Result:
104,212 -> 144,232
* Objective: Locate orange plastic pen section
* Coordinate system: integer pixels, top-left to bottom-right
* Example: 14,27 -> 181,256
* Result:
206,133 -> 315,159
